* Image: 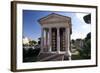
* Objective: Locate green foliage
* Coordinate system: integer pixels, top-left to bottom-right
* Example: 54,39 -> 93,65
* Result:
71,32 -> 91,60
85,32 -> 91,41
71,39 -> 75,44
38,37 -> 41,45
79,32 -> 91,59
71,54 -> 83,60
29,40 -> 37,46
23,43 -> 29,46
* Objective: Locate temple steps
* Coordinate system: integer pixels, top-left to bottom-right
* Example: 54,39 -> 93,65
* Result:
37,53 -> 66,61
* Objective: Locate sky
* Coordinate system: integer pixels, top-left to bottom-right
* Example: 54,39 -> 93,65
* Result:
23,10 -> 90,42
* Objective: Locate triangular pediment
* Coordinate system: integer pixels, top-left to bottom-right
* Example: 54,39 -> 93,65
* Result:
39,13 -> 71,24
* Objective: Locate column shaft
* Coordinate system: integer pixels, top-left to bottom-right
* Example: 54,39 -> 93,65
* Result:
57,28 -> 60,53
46,29 -> 47,48
65,28 -> 68,52
45,28 -> 49,52
49,28 -> 51,52
41,28 -> 44,52
66,28 -> 71,60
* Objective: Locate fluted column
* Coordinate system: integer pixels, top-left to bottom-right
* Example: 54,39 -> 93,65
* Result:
57,28 -> 60,53
66,28 -> 71,60
49,28 -> 51,52
41,28 -> 44,52
46,29 -> 48,50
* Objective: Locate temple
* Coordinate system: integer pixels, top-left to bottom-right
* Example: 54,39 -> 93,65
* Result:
38,13 -> 72,61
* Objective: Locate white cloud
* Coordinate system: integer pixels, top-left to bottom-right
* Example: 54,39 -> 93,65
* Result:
23,37 -> 29,44
71,29 -> 89,40
81,24 -> 91,29
75,13 -> 90,24
71,25 -> 90,40
71,13 -> 91,40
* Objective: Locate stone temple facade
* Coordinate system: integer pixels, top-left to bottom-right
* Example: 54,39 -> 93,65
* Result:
38,13 -> 72,61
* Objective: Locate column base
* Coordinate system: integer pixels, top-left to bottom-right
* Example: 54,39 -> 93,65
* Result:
64,51 -> 72,60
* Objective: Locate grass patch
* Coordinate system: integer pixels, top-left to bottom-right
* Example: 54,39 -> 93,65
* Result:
71,55 -> 83,60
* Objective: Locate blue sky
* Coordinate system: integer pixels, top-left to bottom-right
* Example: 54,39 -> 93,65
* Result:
23,10 -> 90,41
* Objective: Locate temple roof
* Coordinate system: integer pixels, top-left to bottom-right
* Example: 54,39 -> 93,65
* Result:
38,13 -> 71,25
38,13 -> 72,34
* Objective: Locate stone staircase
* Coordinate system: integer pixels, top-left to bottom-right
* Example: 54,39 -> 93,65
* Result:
37,53 -> 66,61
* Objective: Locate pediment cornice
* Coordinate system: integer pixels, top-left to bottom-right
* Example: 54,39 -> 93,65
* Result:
39,13 -> 71,25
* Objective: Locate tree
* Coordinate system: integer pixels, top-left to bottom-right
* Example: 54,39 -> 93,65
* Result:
79,32 -> 91,59
29,40 -> 37,46
71,39 -> 75,44
38,37 -> 41,45
83,14 -> 91,24
85,32 -> 91,41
